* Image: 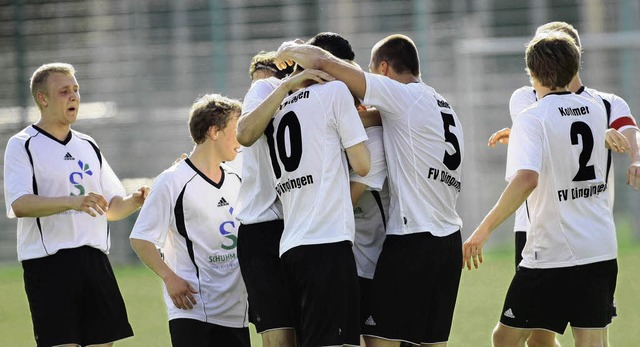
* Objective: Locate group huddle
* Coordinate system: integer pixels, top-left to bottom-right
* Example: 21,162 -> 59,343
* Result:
4,21 -> 639,347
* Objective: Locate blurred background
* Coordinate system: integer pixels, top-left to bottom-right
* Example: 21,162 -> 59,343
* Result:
1,0 -> 639,265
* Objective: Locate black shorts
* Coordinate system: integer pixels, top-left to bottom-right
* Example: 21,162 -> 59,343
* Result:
363,231 -> 462,345
237,220 -> 295,333
282,241 -> 360,347
500,259 -> 618,334
515,231 -> 527,270
359,277 -> 373,331
22,246 -> 133,347
169,318 -> 250,347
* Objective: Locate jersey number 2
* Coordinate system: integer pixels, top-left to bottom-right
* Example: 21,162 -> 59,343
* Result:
265,111 -> 303,179
570,121 -> 596,181
441,112 -> 461,171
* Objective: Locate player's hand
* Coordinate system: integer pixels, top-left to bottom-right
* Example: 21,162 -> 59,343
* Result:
462,228 -> 490,270
164,273 -> 198,310
73,192 -> 108,217
605,128 -> 630,153
627,160 -> 640,190
488,128 -> 511,147
282,68 -> 335,90
132,186 -> 150,207
274,39 -> 315,70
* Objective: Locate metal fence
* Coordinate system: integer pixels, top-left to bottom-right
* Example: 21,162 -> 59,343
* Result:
1,0 -> 639,263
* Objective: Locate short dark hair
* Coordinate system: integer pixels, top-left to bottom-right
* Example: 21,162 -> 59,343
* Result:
526,32 -> 580,89
188,94 -> 242,144
306,32 -> 355,61
371,34 -> 420,76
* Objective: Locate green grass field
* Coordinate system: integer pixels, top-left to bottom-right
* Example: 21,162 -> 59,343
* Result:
1,247 -> 639,346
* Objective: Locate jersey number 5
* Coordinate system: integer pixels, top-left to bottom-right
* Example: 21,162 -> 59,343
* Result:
441,112 -> 462,171
570,121 -> 596,181
265,111 -> 303,179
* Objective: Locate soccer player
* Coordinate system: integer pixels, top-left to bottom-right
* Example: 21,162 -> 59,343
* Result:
130,94 -> 249,347
275,33 -> 464,347
248,50 -> 294,82
350,111 -> 389,347
238,32 -> 370,347
235,52 -> 303,347
463,31 -> 618,347
487,22 -> 640,346
3,62 -> 148,347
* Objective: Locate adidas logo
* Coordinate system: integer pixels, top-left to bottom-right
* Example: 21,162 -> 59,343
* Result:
217,197 -> 229,207
64,152 -> 75,160
364,316 -> 376,326
503,308 -> 515,319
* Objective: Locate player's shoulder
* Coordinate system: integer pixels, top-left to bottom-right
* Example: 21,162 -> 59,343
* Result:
71,129 -> 99,145
8,125 -> 37,143
221,163 -> 242,183
510,86 -> 536,105
581,86 -> 628,108
251,76 -> 282,89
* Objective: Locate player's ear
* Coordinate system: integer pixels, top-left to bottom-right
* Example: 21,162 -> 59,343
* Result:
207,125 -> 221,140
37,91 -> 48,108
379,61 -> 389,76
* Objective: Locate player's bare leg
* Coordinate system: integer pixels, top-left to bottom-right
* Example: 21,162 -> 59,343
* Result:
262,328 -> 297,347
572,327 -> 609,347
526,329 -> 561,347
87,343 -> 114,347
363,337 -> 400,347
492,323 -> 531,347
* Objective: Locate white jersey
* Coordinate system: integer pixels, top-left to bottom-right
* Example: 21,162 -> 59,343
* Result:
130,160 -> 248,327
507,92 -> 616,269
4,125 -> 125,261
267,81 -> 368,256
363,73 -> 463,237
351,126 -> 388,279
236,77 -> 283,224
509,85 -> 637,231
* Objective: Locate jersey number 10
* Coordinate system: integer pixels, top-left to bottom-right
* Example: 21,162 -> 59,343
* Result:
265,111 -> 303,179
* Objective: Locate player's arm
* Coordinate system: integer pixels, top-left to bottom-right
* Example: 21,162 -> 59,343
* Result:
106,186 -> 150,221
359,107 -> 382,128
11,193 -> 108,218
236,69 -> 335,146
462,169 -> 538,270
130,238 -> 198,310
350,181 -> 368,207
622,127 -> 640,190
275,42 -> 367,100
345,142 -> 370,177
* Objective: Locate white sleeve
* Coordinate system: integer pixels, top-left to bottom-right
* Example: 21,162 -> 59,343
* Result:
362,73 -> 413,120
100,156 -> 126,203
506,112 -> 543,181
350,126 -> 386,190
130,173 -> 174,247
608,94 -> 637,132
3,137 -> 33,218
331,82 -> 368,149
509,87 -> 537,122
242,78 -> 280,115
